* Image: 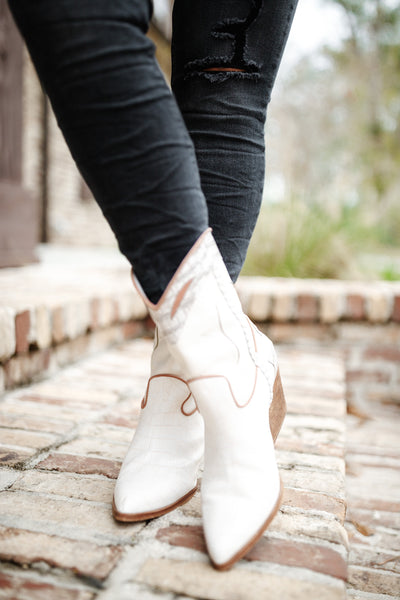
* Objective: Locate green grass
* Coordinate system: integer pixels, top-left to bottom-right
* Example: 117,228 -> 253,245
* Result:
243,200 -> 398,281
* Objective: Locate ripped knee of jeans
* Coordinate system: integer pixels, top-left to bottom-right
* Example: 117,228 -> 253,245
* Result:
183,1 -> 263,82
184,56 -> 260,83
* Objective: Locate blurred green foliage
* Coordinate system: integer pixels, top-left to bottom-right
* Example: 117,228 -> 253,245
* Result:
245,0 -> 400,280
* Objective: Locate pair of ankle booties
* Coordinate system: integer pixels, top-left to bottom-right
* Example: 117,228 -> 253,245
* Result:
112,229 -> 286,570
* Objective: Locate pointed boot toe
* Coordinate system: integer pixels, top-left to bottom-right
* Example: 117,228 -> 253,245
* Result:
113,333 -> 204,522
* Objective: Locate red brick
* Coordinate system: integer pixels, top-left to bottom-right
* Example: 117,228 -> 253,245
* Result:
156,525 -> 347,580
0,525 -> 122,580
102,414 -> 139,428
122,320 -> 146,340
346,294 -> 365,320
16,394 -> 72,407
363,346 -> 400,362
393,295 -> 400,322
15,310 -> 31,354
296,294 -> 319,322
265,322 -> 332,343
37,453 -> 121,479
0,572 -> 92,600
157,524 -> 206,554
282,487 -> 346,523
346,370 -> 391,384
247,538 -> 347,580
3,349 -> 51,388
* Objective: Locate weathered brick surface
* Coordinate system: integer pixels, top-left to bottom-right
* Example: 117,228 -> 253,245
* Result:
348,566 -> 400,596
3,348 -> 51,387
0,249 -> 149,389
320,291 -> 344,324
0,572 -> 94,600
0,469 -> 19,491
156,525 -> 348,580
0,428 -> 58,450
0,490 -> 142,541
15,310 -> 31,354
345,372 -> 400,598
136,559 -> 347,600
0,339 -> 349,599
0,411 -> 74,434
345,294 -> 365,321
0,307 -> 16,361
0,447 -> 35,467
365,290 -> 392,323
34,305 -> 52,350
0,525 -> 122,579
297,293 -> 319,322
37,453 -> 121,479
11,470 -> 115,503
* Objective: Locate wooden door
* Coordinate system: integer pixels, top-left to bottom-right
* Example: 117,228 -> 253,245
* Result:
0,0 -> 38,267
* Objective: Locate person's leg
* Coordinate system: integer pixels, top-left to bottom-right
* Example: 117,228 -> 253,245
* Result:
172,0 -> 298,281
8,0 -> 294,569
8,0 -> 207,522
8,0 -> 208,303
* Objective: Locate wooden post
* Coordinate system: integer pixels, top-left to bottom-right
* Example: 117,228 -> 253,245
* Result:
0,0 -> 39,267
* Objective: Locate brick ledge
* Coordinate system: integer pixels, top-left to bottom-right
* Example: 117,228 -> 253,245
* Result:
1,263 -> 399,391
236,277 -> 400,324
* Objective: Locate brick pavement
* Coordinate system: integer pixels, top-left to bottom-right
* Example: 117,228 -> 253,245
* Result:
345,394 -> 400,599
0,338 -> 349,599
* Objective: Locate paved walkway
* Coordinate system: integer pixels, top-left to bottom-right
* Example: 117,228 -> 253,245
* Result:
0,339 -> 350,599
0,248 -> 399,598
345,393 -> 400,598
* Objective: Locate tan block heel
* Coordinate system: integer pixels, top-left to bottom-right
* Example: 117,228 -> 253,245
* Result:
269,368 -> 286,443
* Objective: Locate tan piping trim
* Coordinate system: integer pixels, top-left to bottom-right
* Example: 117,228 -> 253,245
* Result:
171,278 -> 193,319
188,317 -> 260,409
247,316 -> 258,352
188,368 -> 258,409
131,228 -> 212,311
141,373 -> 198,416
181,394 -> 198,416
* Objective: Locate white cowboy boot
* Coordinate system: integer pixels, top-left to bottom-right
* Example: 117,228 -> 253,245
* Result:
112,327 -> 204,521
133,228 -> 285,569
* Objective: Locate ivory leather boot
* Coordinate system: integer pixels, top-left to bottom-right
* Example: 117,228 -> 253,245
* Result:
112,328 -> 204,521
133,228 -> 286,570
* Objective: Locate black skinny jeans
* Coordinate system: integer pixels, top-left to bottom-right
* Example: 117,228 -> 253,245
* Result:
9,0 -> 298,302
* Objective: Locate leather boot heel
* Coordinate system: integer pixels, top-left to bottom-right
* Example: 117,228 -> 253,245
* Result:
270,369 -> 286,443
